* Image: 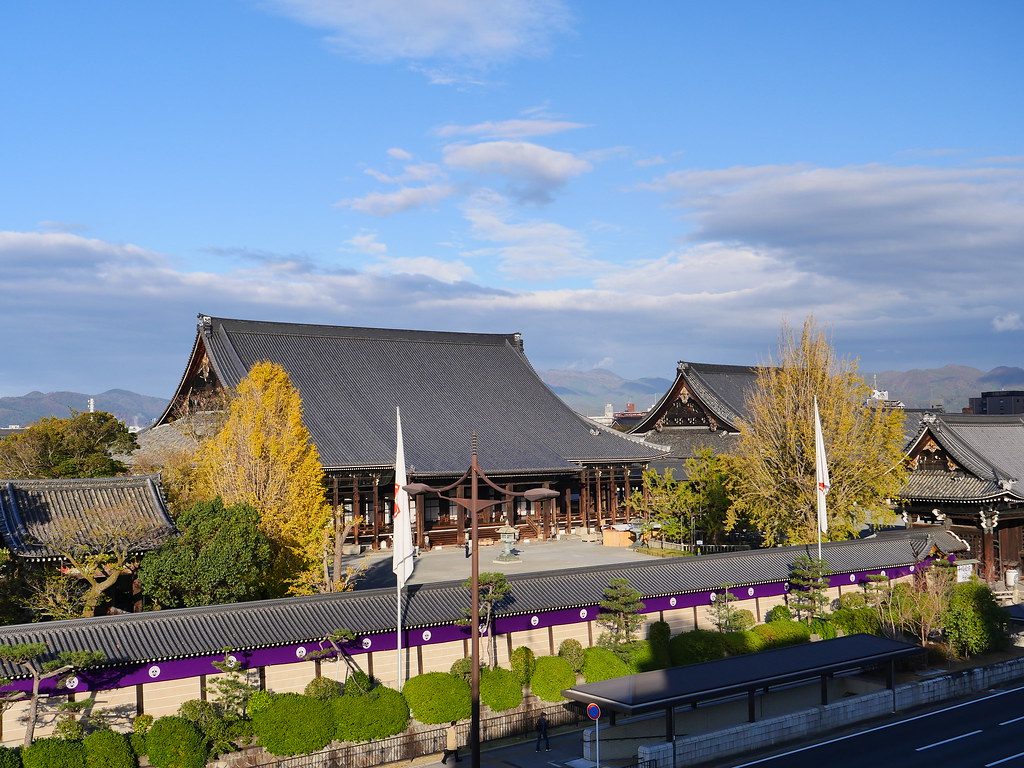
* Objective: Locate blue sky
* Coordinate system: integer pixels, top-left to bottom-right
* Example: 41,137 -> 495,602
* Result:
2,1 -> 1022,399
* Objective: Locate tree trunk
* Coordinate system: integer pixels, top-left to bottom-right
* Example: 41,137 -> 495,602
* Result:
23,675 -> 40,748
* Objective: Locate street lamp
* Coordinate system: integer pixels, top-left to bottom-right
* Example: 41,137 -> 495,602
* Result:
404,435 -> 559,768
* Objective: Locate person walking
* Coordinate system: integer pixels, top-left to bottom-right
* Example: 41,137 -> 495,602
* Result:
535,712 -> 550,752
441,721 -> 461,763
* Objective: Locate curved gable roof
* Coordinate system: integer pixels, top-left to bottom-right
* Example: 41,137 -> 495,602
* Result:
632,361 -> 760,434
163,316 -> 665,475
903,414 -> 1024,502
0,475 -> 176,560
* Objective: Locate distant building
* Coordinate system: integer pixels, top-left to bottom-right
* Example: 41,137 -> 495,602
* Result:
968,391 -> 1024,415
629,362 -> 760,476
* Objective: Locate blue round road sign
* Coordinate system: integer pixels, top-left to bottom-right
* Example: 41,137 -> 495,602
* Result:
587,702 -> 601,720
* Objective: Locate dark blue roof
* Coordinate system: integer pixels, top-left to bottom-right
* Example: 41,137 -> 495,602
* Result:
177,316 -> 664,475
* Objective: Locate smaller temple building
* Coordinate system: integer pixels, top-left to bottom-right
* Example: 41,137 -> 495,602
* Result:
901,413 -> 1024,582
628,361 -> 760,475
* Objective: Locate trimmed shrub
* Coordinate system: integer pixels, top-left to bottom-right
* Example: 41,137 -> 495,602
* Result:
669,629 -> 728,666
146,716 -> 208,768
530,656 -> 576,702
558,639 -> 585,674
809,617 -> 837,640
54,715 -> 85,741
246,689 -> 274,715
0,746 -> 20,768
305,676 -> 344,700
720,630 -> 767,656
510,646 -> 536,687
132,714 -> 154,735
733,609 -> 756,631
84,729 -> 136,768
582,646 -> 629,683
837,592 -> 867,610
343,669 -> 376,697
647,621 -> 672,670
128,734 -> 146,758
480,667 -> 523,712
176,699 -> 222,737
334,686 -> 410,741
251,694 -> 334,756
402,672 -> 471,724
450,657 -> 475,682
830,607 -> 882,636
628,640 -> 657,673
764,604 -> 792,623
750,619 -> 811,649
944,580 -> 1011,658
22,737 -> 85,768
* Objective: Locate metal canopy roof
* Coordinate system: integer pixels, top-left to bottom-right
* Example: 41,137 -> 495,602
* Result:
562,633 -> 922,715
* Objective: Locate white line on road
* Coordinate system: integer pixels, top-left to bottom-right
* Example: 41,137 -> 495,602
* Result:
729,682 -> 1024,767
986,750 -> 1024,766
999,714 -> 1024,726
915,729 -> 983,751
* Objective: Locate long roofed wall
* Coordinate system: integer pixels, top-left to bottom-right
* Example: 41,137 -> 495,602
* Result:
0,530 -> 963,745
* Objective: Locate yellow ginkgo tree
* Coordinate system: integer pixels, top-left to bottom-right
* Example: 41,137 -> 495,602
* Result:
195,361 -> 330,594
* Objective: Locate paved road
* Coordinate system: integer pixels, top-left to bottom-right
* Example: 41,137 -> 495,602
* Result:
725,682 -> 1024,768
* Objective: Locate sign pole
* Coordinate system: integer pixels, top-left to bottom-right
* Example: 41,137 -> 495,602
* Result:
587,702 -> 601,768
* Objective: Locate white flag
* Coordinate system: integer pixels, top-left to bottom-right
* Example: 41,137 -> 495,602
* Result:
392,407 -> 414,587
814,398 -> 831,535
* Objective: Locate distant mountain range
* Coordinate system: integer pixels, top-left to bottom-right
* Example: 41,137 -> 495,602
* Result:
1,364 -> 1022,428
539,364 -> 1024,416
0,390 -> 169,430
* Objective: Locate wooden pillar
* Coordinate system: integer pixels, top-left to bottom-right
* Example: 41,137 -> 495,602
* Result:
353,477 -> 363,549
373,475 -> 384,550
594,469 -> 604,528
456,485 -> 466,545
981,510 -> 998,582
580,470 -> 590,532
351,476 -> 362,546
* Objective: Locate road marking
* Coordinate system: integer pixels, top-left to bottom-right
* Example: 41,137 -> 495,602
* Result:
915,729 -> 983,751
986,751 -> 1024,767
999,714 -> 1024,726
729,682 -> 1024,767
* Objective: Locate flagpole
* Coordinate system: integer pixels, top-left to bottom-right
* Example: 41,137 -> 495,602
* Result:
392,406 -> 415,690
814,398 -> 830,562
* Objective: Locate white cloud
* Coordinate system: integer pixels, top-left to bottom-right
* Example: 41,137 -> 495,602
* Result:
460,190 -> 597,279
263,0 -> 572,66
645,163 -> 1024,284
365,162 -> 444,185
366,255 -> 476,283
993,313 -> 1024,332
387,147 -> 413,160
337,184 -> 456,216
444,141 -> 591,203
341,232 -> 387,256
436,119 -> 587,140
